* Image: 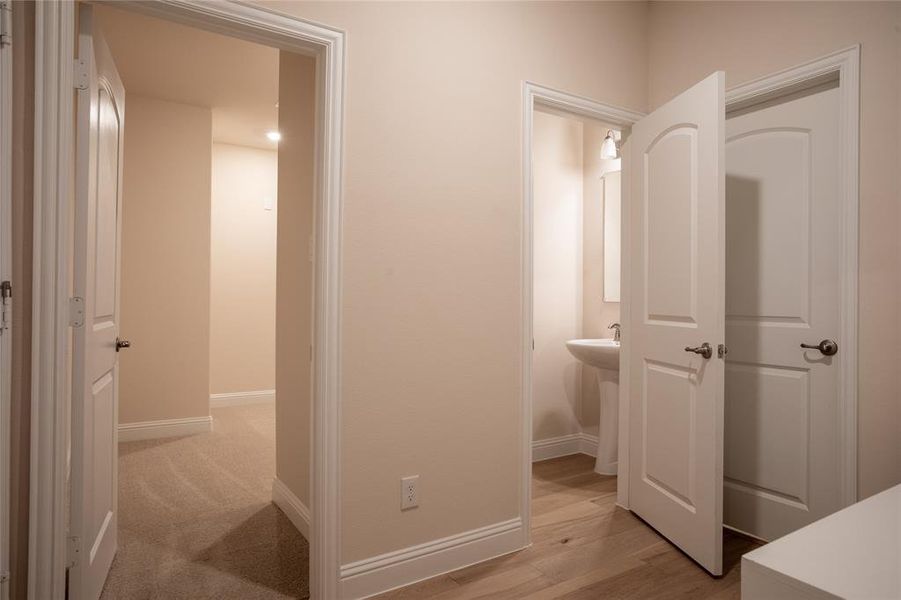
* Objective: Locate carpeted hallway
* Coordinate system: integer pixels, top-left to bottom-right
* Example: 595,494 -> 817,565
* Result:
101,404 -> 310,599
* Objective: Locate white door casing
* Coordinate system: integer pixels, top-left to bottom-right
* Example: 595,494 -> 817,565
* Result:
70,6 -> 124,598
724,83 -> 843,541
626,71 -> 726,575
0,0 -> 12,594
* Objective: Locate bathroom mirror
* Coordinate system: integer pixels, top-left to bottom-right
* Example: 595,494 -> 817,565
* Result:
603,170 -> 621,302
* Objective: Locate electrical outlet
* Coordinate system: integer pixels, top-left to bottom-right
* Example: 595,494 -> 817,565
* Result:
401,475 -> 419,510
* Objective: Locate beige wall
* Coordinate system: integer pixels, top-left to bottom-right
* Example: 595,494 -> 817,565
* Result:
275,51 -> 316,507
257,1 -> 650,563
647,0 -> 901,500
532,110 -> 584,442
119,95 -> 212,424
210,143 -> 278,395
580,121 -> 621,436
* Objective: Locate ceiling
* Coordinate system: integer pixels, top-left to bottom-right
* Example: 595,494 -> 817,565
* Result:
94,4 -> 280,150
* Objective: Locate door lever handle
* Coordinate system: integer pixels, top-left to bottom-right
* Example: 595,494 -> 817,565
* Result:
684,342 -> 713,359
800,339 -> 838,356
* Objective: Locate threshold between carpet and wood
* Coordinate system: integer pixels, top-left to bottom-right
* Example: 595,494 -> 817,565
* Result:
101,403 -> 310,599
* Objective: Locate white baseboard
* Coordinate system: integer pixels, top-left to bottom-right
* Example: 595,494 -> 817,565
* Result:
532,432 -> 598,462
210,389 -> 275,408
118,415 -> 212,442
339,518 -> 525,600
580,433 -> 599,457
271,478 -> 311,541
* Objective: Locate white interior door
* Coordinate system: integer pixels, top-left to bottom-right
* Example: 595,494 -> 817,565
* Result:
70,6 -> 125,599
627,71 -> 726,575
724,84 -> 843,541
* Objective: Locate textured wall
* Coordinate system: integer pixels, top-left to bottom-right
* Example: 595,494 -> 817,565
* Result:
209,143 -> 278,395
257,0 -> 650,563
119,95 -> 212,424
275,51 -> 316,508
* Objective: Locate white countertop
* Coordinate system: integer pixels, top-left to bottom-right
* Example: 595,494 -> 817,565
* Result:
742,484 -> 901,599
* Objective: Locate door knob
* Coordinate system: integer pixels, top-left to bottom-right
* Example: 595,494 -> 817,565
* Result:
684,342 -> 713,359
116,338 -> 131,352
800,339 -> 838,356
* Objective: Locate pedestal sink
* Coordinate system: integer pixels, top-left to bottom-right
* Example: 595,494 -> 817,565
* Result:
565,339 -> 620,476
564,339 -> 620,371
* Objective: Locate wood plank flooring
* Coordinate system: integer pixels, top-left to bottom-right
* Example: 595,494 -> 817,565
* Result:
375,454 -> 759,600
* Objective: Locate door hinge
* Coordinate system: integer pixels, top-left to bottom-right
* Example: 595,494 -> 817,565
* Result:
69,297 -> 85,328
0,280 -> 10,335
74,58 -> 88,90
67,536 -> 81,568
0,2 -> 11,48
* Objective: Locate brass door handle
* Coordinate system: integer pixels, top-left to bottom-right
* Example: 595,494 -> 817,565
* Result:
684,342 -> 713,359
800,339 -> 838,356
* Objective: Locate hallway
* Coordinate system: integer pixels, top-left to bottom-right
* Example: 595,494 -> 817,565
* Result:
101,404 -> 309,599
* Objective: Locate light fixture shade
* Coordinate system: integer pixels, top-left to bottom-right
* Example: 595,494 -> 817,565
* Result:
600,130 -> 617,159
266,130 -> 282,142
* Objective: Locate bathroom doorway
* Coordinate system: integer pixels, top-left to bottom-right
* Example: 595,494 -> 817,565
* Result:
522,84 -> 758,587
530,107 -> 623,474
521,82 -> 643,553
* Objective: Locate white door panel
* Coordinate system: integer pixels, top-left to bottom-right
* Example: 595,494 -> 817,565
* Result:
627,71 -> 725,576
71,6 -> 125,599
725,86 -> 841,541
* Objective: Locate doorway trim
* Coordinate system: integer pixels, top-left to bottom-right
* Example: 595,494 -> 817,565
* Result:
520,82 -> 643,541
0,0 -> 12,590
29,1 -> 346,598
616,45 -> 860,512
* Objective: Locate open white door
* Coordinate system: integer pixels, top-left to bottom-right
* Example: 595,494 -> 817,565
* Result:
70,6 -> 125,598
626,72 -> 725,575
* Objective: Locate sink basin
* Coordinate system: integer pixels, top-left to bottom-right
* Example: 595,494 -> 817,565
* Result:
565,339 -> 620,371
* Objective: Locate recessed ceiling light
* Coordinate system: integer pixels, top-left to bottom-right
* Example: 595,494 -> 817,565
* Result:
266,131 -> 282,142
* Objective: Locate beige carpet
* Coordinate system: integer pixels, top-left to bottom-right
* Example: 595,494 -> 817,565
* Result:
101,403 -> 310,599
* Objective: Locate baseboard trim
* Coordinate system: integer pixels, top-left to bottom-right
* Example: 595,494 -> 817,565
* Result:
210,389 -> 275,407
271,478 -> 311,541
532,432 -> 598,462
118,416 -> 212,442
339,517 -> 525,599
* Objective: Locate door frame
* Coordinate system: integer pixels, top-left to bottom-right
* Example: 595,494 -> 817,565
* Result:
520,82 -> 643,541
29,1 -> 346,598
0,0 -> 12,593
617,45 -> 860,512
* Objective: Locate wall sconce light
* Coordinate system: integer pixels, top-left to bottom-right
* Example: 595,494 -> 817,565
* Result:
601,129 -> 618,159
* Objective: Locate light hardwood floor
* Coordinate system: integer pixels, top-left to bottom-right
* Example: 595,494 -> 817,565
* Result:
375,454 -> 758,600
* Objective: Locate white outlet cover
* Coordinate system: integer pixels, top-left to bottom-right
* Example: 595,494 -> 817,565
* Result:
401,475 -> 419,510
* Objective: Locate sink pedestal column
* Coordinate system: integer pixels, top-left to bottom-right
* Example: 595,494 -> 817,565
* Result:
594,368 -> 619,476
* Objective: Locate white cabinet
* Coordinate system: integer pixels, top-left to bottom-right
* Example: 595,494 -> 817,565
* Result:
742,484 -> 901,599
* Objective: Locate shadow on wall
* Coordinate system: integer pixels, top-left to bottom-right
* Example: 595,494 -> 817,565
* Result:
724,173 -> 761,528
